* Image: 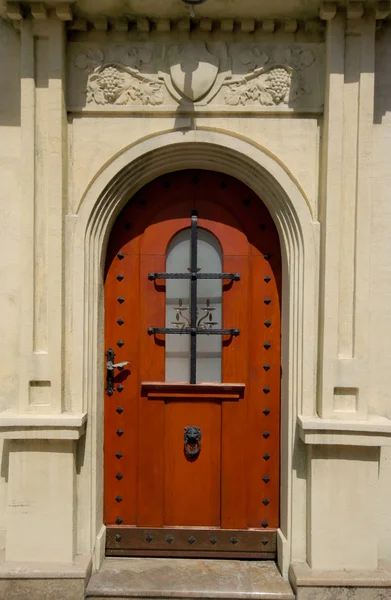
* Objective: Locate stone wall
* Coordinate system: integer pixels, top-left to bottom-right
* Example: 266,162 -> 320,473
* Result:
1,4 -> 391,598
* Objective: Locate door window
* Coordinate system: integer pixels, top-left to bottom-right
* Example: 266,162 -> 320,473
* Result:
165,227 -> 223,383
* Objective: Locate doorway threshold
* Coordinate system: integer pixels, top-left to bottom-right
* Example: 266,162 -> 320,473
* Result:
86,558 -> 294,600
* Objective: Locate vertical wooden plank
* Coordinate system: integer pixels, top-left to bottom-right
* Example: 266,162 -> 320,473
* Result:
246,254 -> 280,528
138,254 -> 166,526
221,255 -> 249,530
104,251 -> 140,525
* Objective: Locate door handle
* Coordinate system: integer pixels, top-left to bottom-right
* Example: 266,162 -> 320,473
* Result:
105,348 -> 130,396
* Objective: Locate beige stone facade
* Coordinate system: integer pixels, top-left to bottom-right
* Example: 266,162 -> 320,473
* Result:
1,0 -> 391,598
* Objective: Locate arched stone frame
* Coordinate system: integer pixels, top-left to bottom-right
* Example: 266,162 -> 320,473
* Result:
68,128 -> 319,575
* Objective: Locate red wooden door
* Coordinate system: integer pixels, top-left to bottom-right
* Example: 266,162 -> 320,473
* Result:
104,170 -> 281,558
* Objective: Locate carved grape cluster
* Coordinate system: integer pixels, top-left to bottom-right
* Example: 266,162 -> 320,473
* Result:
98,66 -> 125,102
265,67 -> 291,103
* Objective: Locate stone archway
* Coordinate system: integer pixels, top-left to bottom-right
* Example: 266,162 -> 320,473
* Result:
69,128 -> 319,574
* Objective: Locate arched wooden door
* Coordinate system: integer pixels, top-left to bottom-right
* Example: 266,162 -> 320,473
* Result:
104,170 -> 281,558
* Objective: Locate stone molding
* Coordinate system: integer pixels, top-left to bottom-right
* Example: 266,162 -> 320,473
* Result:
69,128 -> 318,575
289,561 -> 391,598
68,41 -> 324,113
5,2 -> 391,26
0,410 -> 87,439
298,414 -> 391,446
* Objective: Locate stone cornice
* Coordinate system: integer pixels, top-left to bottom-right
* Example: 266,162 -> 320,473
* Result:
4,1 -> 391,30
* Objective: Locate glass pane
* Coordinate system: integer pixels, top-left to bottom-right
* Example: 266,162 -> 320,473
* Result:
196,229 -> 222,383
165,227 -> 223,383
165,229 -> 191,382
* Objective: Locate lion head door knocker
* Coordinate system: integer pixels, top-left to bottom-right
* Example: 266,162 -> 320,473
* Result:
184,426 -> 202,458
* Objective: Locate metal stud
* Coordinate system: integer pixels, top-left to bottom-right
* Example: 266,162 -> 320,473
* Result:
116,517 -> 123,524
117,252 -> 124,260
243,199 -> 250,206
125,223 -> 132,230
264,253 -> 271,260
117,385 -> 124,392
117,296 -> 125,304
264,298 -> 271,305
264,320 -> 271,327
263,431 -> 270,439
115,534 -> 122,542
116,428 -> 124,436
117,340 -> 124,347
188,536 -> 196,544
231,536 -> 239,545
116,407 -> 124,414
210,537 -> 217,545
117,318 -> 124,325
116,495 -> 122,503
146,535 -> 153,543
263,364 -> 270,371
166,535 -> 174,544
263,408 -> 271,416
261,538 -> 269,546
262,475 -> 270,483
263,453 -> 271,461
263,498 -> 270,506
261,520 -> 268,528
259,224 -> 266,231
117,274 -> 124,281
264,342 -> 271,350
264,276 -> 271,283
115,452 -> 123,459
263,387 -> 270,394
116,472 -> 123,480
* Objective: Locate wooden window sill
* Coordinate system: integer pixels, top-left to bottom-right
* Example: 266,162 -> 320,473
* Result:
141,382 -> 245,400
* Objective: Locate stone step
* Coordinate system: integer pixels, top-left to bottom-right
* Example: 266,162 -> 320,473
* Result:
86,558 -> 295,600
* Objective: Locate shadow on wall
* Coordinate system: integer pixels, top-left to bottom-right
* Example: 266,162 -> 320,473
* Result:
0,20 -> 20,127
374,22 -> 391,124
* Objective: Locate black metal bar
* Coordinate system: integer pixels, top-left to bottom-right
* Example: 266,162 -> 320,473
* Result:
148,273 -> 240,281
148,328 -> 240,336
190,211 -> 198,384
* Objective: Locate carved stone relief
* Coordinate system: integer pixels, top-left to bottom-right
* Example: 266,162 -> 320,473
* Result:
68,41 -> 323,112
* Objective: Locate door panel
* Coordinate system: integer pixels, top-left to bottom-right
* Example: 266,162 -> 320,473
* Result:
104,169 -> 281,558
164,400 -> 221,527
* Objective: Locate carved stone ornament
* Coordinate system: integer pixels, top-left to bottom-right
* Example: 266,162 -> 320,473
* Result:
158,41 -> 232,104
74,48 -> 164,106
69,43 -> 323,112
222,47 -> 315,106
